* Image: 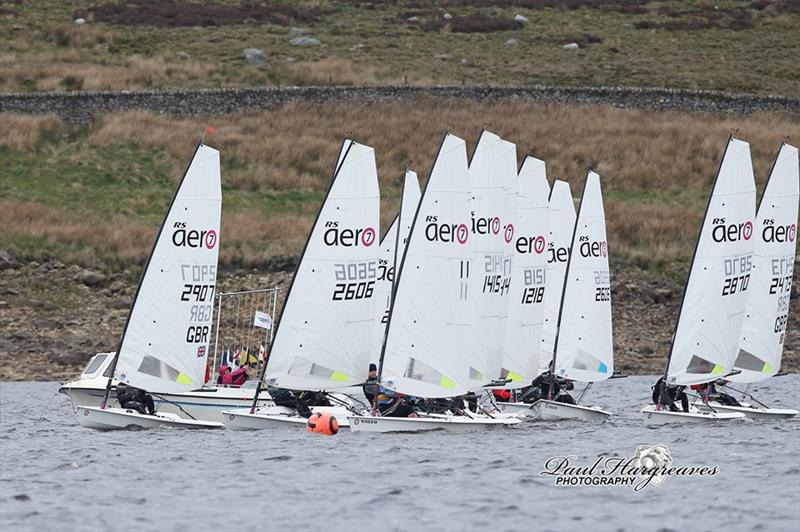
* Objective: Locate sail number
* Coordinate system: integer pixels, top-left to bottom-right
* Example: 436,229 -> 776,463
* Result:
594,270 -> 611,301
333,261 -> 377,301
520,267 -> 546,304
721,255 -> 752,296
181,284 -> 215,302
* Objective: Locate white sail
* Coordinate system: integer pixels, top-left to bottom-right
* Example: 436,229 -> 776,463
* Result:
265,140 -> 380,390
554,172 -> 613,383
116,144 -> 221,393
380,133 -> 473,398
370,170 -> 421,362
466,131 -> 517,388
730,143 -> 799,383
501,156 -> 550,388
667,138 -> 756,385
540,180 -> 576,373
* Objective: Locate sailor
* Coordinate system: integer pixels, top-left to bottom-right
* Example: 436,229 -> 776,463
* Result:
116,382 -> 156,415
267,386 -> 312,418
363,363 -> 379,405
526,361 -> 575,404
652,376 -> 689,413
691,380 -> 741,406
230,366 -> 249,386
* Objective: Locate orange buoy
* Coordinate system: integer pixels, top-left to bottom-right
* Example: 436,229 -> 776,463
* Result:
315,412 -> 339,435
306,413 -> 321,433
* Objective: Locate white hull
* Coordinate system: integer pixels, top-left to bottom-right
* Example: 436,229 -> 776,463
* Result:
495,401 -> 536,416
223,405 -> 354,430
641,404 -> 745,425
530,399 -> 611,421
75,406 -> 223,430
60,383 -> 273,423
347,414 -> 521,433
698,401 -> 798,420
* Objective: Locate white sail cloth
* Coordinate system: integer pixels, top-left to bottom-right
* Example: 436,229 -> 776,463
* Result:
730,143 -> 799,383
553,172 -> 614,383
380,133 -> 473,398
265,140 -> 380,390
501,156 -> 550,388
116,144 -> 221,393
667,138 -> 756,385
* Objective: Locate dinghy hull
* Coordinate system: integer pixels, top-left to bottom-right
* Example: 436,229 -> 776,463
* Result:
347,415 -> 521,433
641,404 -> 745,425
530,399 -> 611,421
698,402 -> 798,420
75,406 -> 223,430
495,401 -> 536,416
222,406 -> 353,430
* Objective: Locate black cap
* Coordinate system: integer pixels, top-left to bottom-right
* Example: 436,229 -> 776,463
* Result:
369,363 -> 377,372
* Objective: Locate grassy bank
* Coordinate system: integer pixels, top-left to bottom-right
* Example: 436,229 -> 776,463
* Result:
1,0 -> 799,94
1,100 -> 797,276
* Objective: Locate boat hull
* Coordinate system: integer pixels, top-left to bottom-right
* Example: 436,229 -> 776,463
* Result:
641,404 -> 745,425
60,383 -> 273,423
223,405 -> 354,430
530,399 -> 611,421
347,414 -> 521,433
698,402 -> 798,420
494,401 -> 536,416
75,406 -> 223,430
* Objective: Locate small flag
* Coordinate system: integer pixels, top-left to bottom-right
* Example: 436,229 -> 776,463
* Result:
196,345 -> 206,358
259,344 -> 268,361
253,310 -> 273,330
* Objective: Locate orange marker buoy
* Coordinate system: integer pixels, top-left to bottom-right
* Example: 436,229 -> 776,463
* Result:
315,412 -> 339,435
306,413 -> 321,433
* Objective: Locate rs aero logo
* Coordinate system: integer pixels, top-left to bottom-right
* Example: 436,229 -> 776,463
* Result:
425,215 -> 469,244
471,213 -> 515,244
323,221 -> 376,247
516,235 -> 546,254
579,237 -> 608,258
762,221 -> 796,243
172,222 -> 217,249
711,218 -> 752,243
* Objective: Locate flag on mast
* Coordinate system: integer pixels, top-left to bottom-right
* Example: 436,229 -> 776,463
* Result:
253,310 -> 273,330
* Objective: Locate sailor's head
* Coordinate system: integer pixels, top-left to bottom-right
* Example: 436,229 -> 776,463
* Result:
368,363 -> 377,379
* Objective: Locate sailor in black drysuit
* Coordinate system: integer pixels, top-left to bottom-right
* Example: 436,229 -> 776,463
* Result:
267,386 -> 313,418
652,376 -> 689,412
518,370 -> 576,404
116,383 -> 156,415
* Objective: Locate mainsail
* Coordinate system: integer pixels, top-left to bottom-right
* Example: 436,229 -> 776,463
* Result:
501,156 -> 550,388
540,180 -> 576,373
730,143 -> 799,383
467,131 -> 518,388
553,172 -> 613,383
264,140 -> 380,390
379,133 -> 473,398
370,170 -> 421,362
114,144 -> 221,393
666,137 -> 756,385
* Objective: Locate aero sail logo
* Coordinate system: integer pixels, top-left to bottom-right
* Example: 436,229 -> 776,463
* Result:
516,235 -> 546,254
762,222 -> 796,243
323,221 -> 376,247
172,222 -> 217,249
425,215 -> 469,244
711,218 -> 753,243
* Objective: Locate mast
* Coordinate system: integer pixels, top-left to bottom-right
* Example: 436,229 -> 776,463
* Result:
100,142 -> 203,409
376,135 -> 448,386
548,174 -> 586,399
660,135 -> 733,385
248,139 -> 355,413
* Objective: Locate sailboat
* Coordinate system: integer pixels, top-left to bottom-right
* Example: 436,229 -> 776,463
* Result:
370,170 -> 421,360
642,137 -> 755,424
491,156 -> 550,415
348,132 -> 522,432
76,143 -> 224,430
540,180 -> 577,374
705,143 -> 799,419
223,139 -> 380,430
530,171 -> 614,421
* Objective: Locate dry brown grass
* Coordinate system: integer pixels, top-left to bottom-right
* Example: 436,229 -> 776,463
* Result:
0,113 -> 62,150
5,100 -> 799,270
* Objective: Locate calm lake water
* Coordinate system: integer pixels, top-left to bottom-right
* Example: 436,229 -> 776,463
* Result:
1,376 -> 798,532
